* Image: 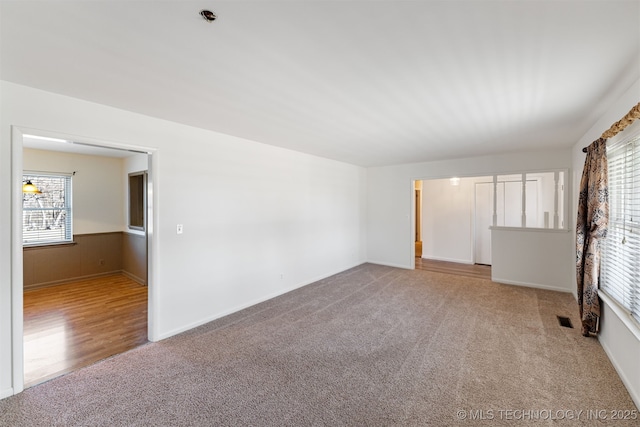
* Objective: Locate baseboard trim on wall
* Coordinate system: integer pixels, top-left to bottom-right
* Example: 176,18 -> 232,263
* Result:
1,387 -> 13,400
491,277 -> 572,293
122,270 -> 147,286
24,270 -> 122,291
421,256 -> 474,265
599,331 -> 640,411
366,260 -> 412,270
156,261 -> 367,341
597,294 -> 640,410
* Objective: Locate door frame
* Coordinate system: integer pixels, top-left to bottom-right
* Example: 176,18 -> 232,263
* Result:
11,126 -> 158,394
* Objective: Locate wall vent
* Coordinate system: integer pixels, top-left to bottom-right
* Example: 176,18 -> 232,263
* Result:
557,316 -> 573,328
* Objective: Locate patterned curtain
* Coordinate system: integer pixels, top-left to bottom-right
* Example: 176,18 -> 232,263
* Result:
576,138 -> 609,336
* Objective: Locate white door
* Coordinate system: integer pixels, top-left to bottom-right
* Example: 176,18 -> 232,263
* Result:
474,182 -> 493,265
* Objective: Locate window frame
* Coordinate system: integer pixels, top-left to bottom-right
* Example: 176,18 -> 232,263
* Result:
22,171 -> 73,247
128,171 -> 146,232
488,168 -> 569,231
601,121 -> 640,328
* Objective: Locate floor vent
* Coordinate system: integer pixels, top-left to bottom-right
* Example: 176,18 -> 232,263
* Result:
557,316 -> 573,329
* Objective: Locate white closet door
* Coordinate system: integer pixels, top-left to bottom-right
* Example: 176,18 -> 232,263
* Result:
474,182 -> 493,265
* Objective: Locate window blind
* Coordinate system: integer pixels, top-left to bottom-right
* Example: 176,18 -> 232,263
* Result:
22,173 -> 73,245
601,133 -> 640,323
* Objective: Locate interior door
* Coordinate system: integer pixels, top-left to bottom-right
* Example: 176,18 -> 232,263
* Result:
474,182 -> 493,265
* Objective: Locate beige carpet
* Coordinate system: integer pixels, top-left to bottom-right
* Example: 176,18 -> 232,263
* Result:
0,263 -> 637,426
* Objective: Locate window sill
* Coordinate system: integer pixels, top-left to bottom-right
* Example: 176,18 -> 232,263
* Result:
599,290 -> 640,341
23,241 -> 77,250
489,226 -> 570,233
127,227 -> 146,236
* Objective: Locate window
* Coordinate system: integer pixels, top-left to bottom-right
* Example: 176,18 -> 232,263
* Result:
489,170 -> 567,230
22,173 -> 72,246
601,131 -> 640,323
128,172 -> 146,231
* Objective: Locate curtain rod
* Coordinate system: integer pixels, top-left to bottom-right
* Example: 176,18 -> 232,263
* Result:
582,102 -> 640,152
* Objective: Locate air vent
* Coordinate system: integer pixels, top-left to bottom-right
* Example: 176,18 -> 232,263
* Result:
557,316 -> 573,328
200,10 -> 217,22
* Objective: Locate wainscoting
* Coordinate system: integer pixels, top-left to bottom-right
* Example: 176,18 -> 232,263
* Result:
23,232 -> 147,290
122,232 -> 147,285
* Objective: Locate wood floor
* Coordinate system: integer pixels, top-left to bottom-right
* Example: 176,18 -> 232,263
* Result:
22,263 -> 483,388
23,274 -> 148,388
415,257 -> 492,280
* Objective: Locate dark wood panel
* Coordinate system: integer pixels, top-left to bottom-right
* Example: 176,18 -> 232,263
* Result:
78,232 -> 123,277
23,232 -> 149,290
23,274 -> 148,388
24,242 -> 82,287
122,232 -> 147,285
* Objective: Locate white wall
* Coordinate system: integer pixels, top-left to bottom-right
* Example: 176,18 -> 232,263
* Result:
421,178 -> 473,263
417,171 -> 573,289
367,150 -> 572,269
537,173 -> 556,228
0,81 -> 367,398
24,148 -> 125,234
124,153 -> 148,175
421,177 -> 494,264
571,78 -> 640,409
491,228 -> 572,292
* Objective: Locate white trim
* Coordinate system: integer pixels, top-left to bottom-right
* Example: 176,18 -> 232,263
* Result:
600,291 -> 640,342
20,127 -> 154,155
421,256 -> 474,265
156,261 -> 367,341
409,180 -> 416,268
491,277 -> 572,293
490,226 -> 570,233
10,126 -> 158,397
0,388 -> 14,400
598,338 -> 640,411
147,150 -> 158,342
367,260 -> 412,270
12,127 -> 25,395
601,123 -> 640,333
598,293 -> 640,410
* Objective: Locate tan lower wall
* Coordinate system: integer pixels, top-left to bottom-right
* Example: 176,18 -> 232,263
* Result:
122,232 -> 147,285
23,232 -> 147,290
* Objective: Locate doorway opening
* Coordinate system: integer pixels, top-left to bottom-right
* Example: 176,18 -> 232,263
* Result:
17,132 -> 154,389
415,176 -> 494,267
414,171 -> 567,273
414,181 -> 422,257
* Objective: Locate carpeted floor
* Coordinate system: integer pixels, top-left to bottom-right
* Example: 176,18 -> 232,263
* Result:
0,263 -> 637,426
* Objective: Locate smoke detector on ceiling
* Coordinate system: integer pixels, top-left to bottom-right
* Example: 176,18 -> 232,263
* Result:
200,10 -> 217,22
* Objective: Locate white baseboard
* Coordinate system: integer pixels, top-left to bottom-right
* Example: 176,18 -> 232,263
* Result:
421,256 -> 473,265
366,259 -> 412,269
156,261 -> 367,341
597,294 -> 640,410
1,387 -> 14,400
121,270 -> 146,286
491,277 -> 572,293
599,335 -> 640,411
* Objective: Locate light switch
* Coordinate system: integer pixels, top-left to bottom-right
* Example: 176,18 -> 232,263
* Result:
177,224 -> 183,234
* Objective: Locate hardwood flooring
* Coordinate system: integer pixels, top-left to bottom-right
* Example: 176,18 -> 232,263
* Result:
23,274 -> 148,388
23,264 -> 484,388
415,257 -> 492,280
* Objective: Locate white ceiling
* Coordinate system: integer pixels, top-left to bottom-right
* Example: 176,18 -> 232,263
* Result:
2,1 -> 639,167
